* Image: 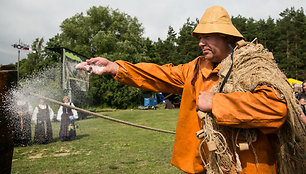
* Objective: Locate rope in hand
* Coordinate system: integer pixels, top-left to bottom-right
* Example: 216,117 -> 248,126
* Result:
196,111 -> 240,174
29,92 -> 176,134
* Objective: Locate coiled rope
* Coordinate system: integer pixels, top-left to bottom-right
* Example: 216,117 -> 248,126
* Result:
197,111 -> 240,174
29,92 -> 176,134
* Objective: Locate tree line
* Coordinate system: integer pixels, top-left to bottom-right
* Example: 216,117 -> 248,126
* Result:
16,6 -> 305,109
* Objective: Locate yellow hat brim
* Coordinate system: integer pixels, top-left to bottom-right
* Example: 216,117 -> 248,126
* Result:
193,23 -> 244,39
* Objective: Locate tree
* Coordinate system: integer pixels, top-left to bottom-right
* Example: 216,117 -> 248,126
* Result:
231,15 -> 248,37
21,6 -> 305,108
19,38 -> 45,78
44,34 -> 62,64
176,18 -> 199,64
232,8 -> 305,80
275,7 -> 305,80
56,6 -> 152,108
154,26 -> 178,65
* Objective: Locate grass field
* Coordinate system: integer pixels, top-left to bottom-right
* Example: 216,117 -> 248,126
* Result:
11,108 -> 185,174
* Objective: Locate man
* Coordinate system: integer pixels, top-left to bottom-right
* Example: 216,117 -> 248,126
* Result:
298,93 -> 306,125
76,6 -> 304,174
301,80 -> 306,94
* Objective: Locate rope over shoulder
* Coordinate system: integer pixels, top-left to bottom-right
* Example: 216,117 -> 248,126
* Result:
197,39 -> 305,174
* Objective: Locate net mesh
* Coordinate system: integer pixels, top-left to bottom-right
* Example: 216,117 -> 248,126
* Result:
198,40 -> 305,174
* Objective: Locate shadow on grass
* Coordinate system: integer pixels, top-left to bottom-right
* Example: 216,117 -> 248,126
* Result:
74,134 -> 89,140
51,134 -> 90,143
20,134 -> 91,146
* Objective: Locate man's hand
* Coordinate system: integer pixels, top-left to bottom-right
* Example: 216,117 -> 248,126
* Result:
197,91 -> 214,112
75,57 -> 119,76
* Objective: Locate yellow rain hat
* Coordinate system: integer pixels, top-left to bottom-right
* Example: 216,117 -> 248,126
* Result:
193,6 -> 244,39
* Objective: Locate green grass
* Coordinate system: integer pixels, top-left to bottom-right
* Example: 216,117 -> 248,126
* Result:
11,108 -> 184,174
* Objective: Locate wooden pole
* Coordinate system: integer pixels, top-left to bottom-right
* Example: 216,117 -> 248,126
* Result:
17,49 -> 20,81
29,92 -> 176,134
0,69 -> 17,174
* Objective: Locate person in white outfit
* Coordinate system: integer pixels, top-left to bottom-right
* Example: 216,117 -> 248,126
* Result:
57,96 -> 78,141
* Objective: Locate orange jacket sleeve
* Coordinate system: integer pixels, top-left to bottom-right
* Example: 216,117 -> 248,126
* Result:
114,60 -> 195,94
212,85 -> 287,133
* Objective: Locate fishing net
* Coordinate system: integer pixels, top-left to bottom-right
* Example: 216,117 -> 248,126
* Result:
197,39 -> 305,174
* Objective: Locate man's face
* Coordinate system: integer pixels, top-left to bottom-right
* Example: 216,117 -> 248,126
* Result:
303,82 -> 306,92
198,34 -> 231,63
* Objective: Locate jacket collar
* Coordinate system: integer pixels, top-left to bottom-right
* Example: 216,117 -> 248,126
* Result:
200,58 -> 221,79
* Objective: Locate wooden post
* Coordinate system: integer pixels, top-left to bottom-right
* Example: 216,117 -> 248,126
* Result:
17,49 -> 20,81
0,68 -> 17,174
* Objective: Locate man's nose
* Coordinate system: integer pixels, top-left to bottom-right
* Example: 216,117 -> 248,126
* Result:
199,39 -> 207,47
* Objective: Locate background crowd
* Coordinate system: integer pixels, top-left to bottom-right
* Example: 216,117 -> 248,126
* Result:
295,81 -> 306,124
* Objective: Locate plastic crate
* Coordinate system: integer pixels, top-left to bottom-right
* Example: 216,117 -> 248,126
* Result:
144,98 -> 157,106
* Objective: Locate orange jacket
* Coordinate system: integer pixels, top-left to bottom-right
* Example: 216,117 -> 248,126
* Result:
114,57 -> 287,174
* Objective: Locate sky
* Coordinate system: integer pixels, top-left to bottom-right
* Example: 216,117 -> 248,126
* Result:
0,0 -> 305,65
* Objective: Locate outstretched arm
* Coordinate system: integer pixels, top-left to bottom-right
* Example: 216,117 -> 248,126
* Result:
75,57 -> 119,76
76,57 -> 196,94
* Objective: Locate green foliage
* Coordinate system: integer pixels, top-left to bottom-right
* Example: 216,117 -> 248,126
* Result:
19,38 -> 45,78
153,19 -> 200,66
45,6 -> 153,108
154,26 -> 178,65
87,75 -> 145,109
176,18 -> 200,64
275,7 -> 306,79
232,7 -> 305,80
58,6 -> 147,60
19,6 -> 305,109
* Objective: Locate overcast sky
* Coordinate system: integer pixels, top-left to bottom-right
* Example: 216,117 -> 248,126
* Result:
0,0 -> 305,65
